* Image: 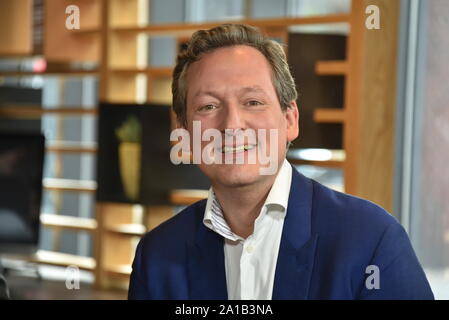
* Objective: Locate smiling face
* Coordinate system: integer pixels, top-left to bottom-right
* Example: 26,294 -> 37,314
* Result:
184,45 -> 299,189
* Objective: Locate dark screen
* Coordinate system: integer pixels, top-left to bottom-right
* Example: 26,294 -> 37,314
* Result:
0,133 -> 45,245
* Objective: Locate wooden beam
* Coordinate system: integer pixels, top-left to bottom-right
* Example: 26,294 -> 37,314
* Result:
355,0 -> 400,212
343,0 -> 367,196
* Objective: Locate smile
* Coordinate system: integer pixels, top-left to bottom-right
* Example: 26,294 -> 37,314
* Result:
219,144 -> 256,153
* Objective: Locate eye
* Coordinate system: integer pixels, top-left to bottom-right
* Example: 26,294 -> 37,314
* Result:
198,104 -> 217,112
246,100 -> 263,107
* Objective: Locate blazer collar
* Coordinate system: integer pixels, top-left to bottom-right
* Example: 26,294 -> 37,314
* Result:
187,203 -> 228,299
187,164 -> 317,300
272,165 -> 318,299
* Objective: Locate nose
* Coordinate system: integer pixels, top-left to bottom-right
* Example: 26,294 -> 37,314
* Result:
220,101 -> 246,134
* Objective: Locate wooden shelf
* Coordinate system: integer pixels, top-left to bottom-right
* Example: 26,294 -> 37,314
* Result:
105,224 -> 146,236
8,250 -> 96,271
170,189 -> 209,206
288,158 -> 344,168
40,214 -> 97,232
111,14 -> 351,35
0,106 -> 97,119
0,70 -> 98,77
313,108 -> 346,123
287,149 -> 345,168
110,67 -> 173,77
43,178 -> 97,193
315,60 -> 348,76
104,264 -> 132,277
71,27 -> 101,35
46,141 -> 98,153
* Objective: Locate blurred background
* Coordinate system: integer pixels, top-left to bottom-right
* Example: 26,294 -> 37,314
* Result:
0,0 -> 448,300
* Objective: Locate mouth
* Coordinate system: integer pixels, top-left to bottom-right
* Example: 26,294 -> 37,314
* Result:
219,144 -> 256,154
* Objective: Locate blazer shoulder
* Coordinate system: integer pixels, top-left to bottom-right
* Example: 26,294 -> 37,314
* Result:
139,199 -> 207,250
309,178 -> 399,236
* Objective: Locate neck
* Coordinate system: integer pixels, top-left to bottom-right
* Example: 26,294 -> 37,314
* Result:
212,172 -> 278,239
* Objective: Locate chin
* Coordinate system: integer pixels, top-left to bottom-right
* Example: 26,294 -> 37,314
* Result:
199,163 -> 263,188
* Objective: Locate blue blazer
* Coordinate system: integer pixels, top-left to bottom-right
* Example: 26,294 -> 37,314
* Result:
128,166 -> 434,300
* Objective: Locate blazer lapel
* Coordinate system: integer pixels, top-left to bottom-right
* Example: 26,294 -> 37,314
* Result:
187,214 -> 228,300
272,167 -> 319,300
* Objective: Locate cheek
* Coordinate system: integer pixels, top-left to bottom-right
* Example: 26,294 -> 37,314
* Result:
258,116 -> 288,140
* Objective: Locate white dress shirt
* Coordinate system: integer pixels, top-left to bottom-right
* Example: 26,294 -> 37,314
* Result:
203,159 -> 292,300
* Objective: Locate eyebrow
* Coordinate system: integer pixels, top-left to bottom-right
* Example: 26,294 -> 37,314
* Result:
193,86 -> 267,99
238,86 -> 267,95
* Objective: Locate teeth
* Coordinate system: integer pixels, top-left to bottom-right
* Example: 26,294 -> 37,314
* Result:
221,145 -> 255,153
243,145 -> 255,151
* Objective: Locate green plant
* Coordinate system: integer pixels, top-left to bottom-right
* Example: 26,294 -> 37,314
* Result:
115,115 -> 142,143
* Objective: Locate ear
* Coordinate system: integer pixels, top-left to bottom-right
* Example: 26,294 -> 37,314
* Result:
176,119 -> 184,129
285,100 -> 299,142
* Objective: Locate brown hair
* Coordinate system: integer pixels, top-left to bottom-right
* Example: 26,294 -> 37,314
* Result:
172,23 -> 298,126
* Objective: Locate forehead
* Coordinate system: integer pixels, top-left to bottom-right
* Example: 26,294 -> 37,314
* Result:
185,45 -> 275,97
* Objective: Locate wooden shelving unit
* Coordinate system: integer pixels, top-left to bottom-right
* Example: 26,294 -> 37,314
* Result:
1,0 -> 399,291
0,0 -> 103,280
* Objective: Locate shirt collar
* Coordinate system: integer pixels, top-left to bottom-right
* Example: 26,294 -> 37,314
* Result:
203,159 -> 292,241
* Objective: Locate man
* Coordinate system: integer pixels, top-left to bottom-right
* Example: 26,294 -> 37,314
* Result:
128,24 -> 433,300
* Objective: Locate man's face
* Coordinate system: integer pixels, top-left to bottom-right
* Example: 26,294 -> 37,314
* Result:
183,45 -> 299,188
